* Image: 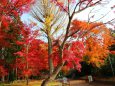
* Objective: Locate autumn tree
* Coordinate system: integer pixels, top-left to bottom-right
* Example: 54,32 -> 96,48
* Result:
14,26 -> 49,85
29,0 -> 114,86
0,0 -> 34,82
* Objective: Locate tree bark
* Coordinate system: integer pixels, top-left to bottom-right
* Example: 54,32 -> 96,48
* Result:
41,62 -> 65,86
41,77 -> 51,86
25,45 -> 29,85
48,36 -> 54,75
2,76 -> 5,82
26,76 -> 29,85
1,48 -> 5,82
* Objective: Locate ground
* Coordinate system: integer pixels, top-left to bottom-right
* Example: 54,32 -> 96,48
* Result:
1,80 -> 115,86
70,80 -> 115,86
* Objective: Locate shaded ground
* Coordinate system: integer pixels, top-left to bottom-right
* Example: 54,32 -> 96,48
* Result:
69,80 -> 115,86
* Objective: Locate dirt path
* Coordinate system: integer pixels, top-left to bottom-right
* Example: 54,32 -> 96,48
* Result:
69,80 -> 115,86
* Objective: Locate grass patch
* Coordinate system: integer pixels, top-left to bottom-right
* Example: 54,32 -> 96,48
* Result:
0,83 -> 4,86
2,80 -> 62,86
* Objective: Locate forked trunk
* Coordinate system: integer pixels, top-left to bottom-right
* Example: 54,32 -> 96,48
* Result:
41,62 -> 65,86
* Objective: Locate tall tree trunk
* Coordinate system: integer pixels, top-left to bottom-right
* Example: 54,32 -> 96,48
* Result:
26,76 -> 29,85
41,61 -> 65,86
15,59 -> 18,80
2,76 -> 5,82
41,38 -> 65,86
48,37 -> 54,75
26,45 -> 29,85
1,48 -> 5,82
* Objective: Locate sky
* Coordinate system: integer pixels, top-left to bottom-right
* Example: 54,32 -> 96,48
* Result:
21,0 -> 115,29
74,0 -> 115,22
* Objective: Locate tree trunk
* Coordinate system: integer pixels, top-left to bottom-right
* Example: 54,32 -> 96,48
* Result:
41,62 -> 65,86
15,64 -> 18,80
41,77 -> 51,86
25,44 -> 29,85
48,37 -> 54,75
1,48 -> 5,82
26,76 -> 29,85
2,76 -> 5,82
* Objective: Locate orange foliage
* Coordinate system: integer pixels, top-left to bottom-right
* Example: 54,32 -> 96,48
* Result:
71,20 -> 113,67
85,24 -> 113,67
71,20 -> 102,31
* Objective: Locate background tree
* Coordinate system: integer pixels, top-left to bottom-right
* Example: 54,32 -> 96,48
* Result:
14,26 -> 48,85
0,0 -> 34,82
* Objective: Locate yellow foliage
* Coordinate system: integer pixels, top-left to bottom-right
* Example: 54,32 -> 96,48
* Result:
44,14 -> 54,33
